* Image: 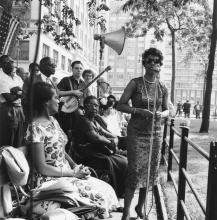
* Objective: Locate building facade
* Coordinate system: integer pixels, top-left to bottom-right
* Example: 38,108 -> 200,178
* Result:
9,0 -> 101,82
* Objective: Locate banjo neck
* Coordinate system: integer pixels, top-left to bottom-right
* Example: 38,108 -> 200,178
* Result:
82,66 -> 111,92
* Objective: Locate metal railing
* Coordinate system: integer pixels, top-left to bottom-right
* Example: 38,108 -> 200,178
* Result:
161,118 -> 217,220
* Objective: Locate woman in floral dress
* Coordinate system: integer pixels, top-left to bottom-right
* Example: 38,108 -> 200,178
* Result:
25,82 -> 118,218
117,48 -> 169,220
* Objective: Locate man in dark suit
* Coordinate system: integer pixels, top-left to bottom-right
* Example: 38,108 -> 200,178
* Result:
182,100 -> 191,118
22,57 -> 56,120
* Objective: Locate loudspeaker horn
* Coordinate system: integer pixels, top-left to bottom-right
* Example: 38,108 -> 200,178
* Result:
94,27 -> 126,55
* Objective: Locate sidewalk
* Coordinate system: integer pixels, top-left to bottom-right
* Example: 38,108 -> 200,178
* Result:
109,190 -> 158,220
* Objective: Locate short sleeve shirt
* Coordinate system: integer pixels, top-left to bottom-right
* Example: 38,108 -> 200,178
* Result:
57,76 -> 90,106
0,70 -> 23,104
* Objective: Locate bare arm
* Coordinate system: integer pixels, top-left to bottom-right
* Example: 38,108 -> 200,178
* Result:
117,79 -> 153,118
31,143 -> 74,177
116,80 -> 136,114
65,152 -> 77,168
86,129 -> 112,146
157,86 -> 169,118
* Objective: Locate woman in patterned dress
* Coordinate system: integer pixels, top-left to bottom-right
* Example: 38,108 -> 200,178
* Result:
25,82 -> 119,218
117,48 -> 169,220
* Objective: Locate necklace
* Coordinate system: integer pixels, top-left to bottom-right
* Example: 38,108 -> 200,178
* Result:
142,76 -> 156,111
142,76 -> 151,111
144,76 -> 155,84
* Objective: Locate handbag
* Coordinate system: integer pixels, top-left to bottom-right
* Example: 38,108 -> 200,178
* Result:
0,184 -> 13,218
2,146 -> 30,186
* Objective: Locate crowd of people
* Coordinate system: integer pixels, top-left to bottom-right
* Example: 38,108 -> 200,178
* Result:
175,100 -> 203,119
0,48 -> 170,220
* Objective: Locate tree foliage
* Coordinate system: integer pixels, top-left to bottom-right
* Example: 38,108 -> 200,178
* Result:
21,0 -> 109,50
119,0 -> 210,103
176,1 -> 212,69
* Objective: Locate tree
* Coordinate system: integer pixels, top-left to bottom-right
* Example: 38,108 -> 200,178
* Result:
176,2 -> 212,108
18,0 -> 109,50
199,0 -> 217,132
120,0 -> 209,103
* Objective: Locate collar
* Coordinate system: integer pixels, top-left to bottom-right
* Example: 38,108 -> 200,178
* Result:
1,70 -> 17,79
39,73 -> 49,82
71,75 -> 83,84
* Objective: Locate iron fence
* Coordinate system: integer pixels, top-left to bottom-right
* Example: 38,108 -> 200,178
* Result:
161,118 -> 217,220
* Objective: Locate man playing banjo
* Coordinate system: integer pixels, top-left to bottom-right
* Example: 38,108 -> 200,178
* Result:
57,61 -> 91,148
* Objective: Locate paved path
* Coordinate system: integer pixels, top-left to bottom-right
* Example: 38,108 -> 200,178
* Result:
109,190 -> 158,220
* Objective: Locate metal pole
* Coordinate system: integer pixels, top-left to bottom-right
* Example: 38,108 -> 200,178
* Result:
167,118 -> 174,181
16,40 -> 20,68
161,118 -> 168,165
143,80 -> 158,219
177,126 -> 189,220
206,142 -> 217,220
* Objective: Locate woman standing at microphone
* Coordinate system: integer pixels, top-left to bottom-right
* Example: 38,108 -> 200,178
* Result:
117,48 -> 169,220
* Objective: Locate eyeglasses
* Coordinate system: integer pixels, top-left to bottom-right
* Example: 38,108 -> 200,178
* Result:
145,58 -> 160,65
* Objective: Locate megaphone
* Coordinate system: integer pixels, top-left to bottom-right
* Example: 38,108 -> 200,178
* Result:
94,27 -> 126,55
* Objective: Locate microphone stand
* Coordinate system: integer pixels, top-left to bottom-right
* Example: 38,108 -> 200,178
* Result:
143,78 -> 159,219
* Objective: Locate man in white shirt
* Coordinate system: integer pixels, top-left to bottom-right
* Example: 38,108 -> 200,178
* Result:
0,55 -> 24,148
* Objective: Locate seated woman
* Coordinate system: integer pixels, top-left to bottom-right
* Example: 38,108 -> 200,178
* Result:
74,95 -> 127,198
25,82 -> 119,218
100,102 -> 122,137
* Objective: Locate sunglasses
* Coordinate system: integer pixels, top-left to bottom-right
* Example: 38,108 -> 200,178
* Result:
145,58 -> 160,65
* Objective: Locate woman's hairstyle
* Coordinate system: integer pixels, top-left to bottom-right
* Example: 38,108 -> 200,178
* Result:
32,82 -> 54,114
142,47 -> 163,66
84,95 -> 98,106
107,94 -> 116,102
82,69 -> 95,79
29,62 -> 39,72
71,60 -> 83,68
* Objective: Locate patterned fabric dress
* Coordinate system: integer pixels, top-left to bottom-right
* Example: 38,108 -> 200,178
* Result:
126,77 -> 168,189
25,117 -> 118,218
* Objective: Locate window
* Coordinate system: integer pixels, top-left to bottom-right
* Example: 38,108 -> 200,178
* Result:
108,73 -> 113,79
11,40 -> 29,61
117,68 -> 124,72
68,59 -> 72,72
42,44 -> 50,57
53,50 -> 59,66
127,56 -> 134,60
61,55 -> 65,70
118,73 -> 124,79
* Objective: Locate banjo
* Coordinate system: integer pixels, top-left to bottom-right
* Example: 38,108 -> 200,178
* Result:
61,66 -> 111,113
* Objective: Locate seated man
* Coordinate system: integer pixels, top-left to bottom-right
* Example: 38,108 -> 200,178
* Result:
74,95 -> 127,198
